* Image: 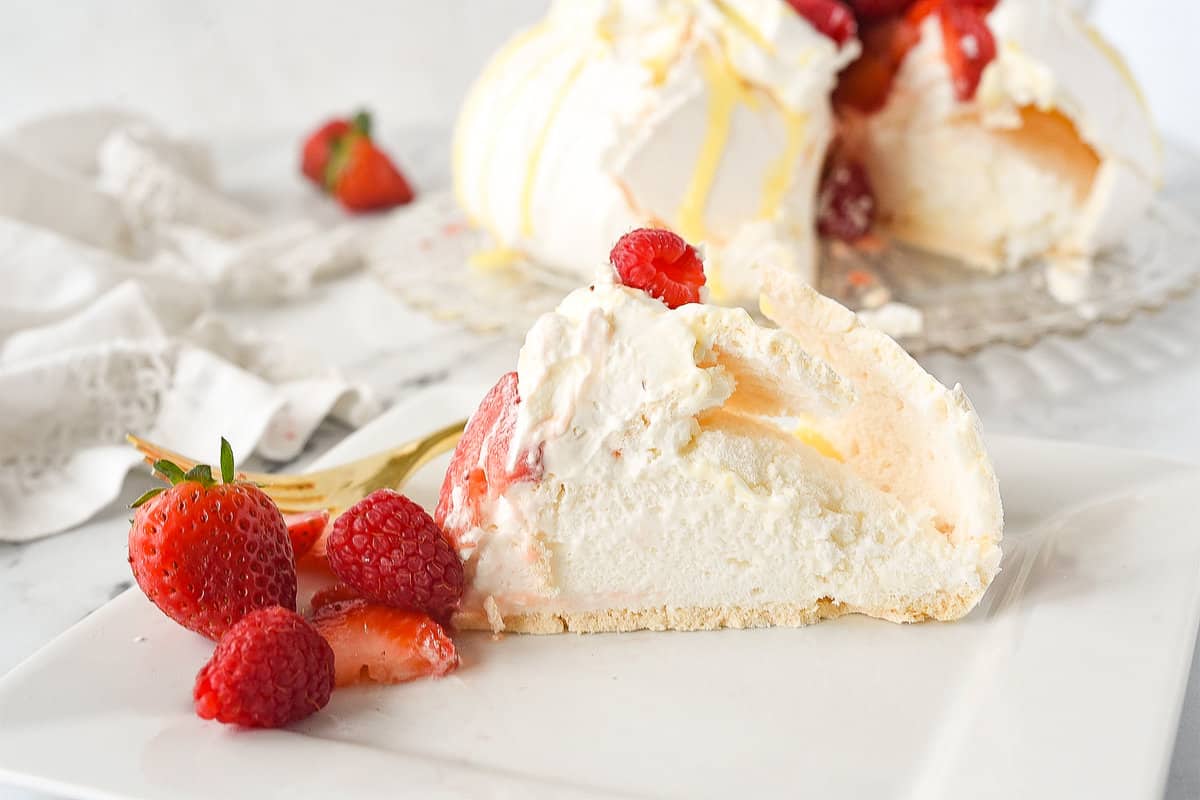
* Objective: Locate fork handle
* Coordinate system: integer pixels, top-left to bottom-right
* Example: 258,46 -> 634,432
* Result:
405,419 -> 466,472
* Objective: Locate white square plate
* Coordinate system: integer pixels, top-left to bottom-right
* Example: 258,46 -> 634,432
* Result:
2,383 -> 1199,800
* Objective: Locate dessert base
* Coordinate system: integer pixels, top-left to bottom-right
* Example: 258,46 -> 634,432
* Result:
453,591 -> 982,634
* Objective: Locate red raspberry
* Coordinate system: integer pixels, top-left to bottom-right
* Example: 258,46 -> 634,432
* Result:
326,490 -> 464,621
817,157 -> 877,242
786,0 -> 857,46
609,229 -> 706,309
193,606 -> 334,728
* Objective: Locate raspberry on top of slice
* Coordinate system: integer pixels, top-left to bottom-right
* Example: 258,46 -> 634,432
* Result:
609,228 -> 706,309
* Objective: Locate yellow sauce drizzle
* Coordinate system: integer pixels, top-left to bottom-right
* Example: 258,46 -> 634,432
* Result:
705,251 -> 729,303
794,426 -> 844,462
469,246 -> 526,272
711,0 -> 775,53
520,54 -> 591,238
676,48 -> 752,243
643,51 -> 676,85
477,37 -> 574,240
760,109 -> 807,219
758,293 -> 777,319
641,13 -> 690,85
453,23 -> 549,210
596,2 -> 620,43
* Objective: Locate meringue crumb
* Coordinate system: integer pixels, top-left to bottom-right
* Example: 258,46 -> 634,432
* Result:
484,596 -> 506,633
133,636 -> 147,644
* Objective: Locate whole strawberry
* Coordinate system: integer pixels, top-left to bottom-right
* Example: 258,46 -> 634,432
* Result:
331,134 -> 415,212
299,110 -> 415,212
326,489 -> 464,622
194,606 -> 335,728
128,439 -> 297,640
300,118 -> 352,185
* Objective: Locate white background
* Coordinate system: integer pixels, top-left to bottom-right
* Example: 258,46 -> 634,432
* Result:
1,0 -> 1197,148
1,2 -> 1198,799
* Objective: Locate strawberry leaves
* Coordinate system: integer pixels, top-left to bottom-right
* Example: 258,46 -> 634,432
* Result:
130,487 -> 165,509
220,437 -> 235,484
132,439 -> 241,508
154,460 -> 187,484
185,464 -> 215,485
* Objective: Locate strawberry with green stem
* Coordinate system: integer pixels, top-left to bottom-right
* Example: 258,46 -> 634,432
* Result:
129,438 -> 297,640
300,110 -> 415,212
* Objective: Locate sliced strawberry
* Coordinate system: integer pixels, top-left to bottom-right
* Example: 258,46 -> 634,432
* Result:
835,0 -> 995,112
301,119 -> 351,185
786,0 -> 857,46
435,372 -> 542,546
833,17 -> 921,113
310,599 -> 458,687
283,510 -> 329,560
309,583 -> 361,612
938,3 -> 996,101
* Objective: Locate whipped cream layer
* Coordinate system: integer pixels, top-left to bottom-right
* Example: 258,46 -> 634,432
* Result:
445,271 -> 1002,631
453,0 -> 855,305
853,0 -> 1160,271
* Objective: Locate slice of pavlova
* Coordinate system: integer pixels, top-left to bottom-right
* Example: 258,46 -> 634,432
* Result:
436,229 -> 1002,633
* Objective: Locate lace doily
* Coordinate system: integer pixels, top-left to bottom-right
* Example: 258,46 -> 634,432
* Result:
0,111 -> 378,541
368,147 -> 1200,356
2,344 -> 172,492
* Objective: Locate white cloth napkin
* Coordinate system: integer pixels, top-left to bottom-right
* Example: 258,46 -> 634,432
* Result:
0,110 -> 380,542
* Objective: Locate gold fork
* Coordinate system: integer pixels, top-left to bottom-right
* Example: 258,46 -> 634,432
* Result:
126,419 -> 467,516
